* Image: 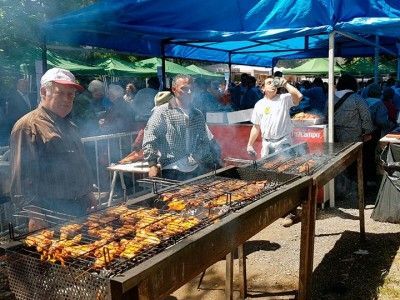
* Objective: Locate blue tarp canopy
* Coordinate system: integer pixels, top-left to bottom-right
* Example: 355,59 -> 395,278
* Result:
43,0 -> 400,67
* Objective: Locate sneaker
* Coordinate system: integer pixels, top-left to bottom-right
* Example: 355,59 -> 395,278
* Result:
282,213 -> 301,227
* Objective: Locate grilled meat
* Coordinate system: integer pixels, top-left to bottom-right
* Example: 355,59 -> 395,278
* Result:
59,223 -> 83,240
118,149 -> 144,164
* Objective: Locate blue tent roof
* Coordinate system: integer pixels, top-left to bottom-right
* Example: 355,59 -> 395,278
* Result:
43,0 -> 400,67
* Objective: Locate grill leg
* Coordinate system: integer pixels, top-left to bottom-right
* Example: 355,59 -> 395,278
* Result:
118,171 -> 127,202
225,251 -> 233,300
238,244 -> 247,299
357,149 -> 366,242
298,183 -> 316,300
107,171 -> 118,207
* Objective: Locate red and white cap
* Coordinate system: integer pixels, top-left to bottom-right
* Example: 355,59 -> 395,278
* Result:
40,67 -> 84,91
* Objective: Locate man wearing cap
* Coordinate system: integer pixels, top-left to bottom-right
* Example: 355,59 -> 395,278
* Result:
142,74 -> 218,181
10,68 -> 96,231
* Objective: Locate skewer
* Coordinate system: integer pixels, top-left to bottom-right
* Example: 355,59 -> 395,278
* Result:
103,247 -> 110,268
74,265 -> 97,280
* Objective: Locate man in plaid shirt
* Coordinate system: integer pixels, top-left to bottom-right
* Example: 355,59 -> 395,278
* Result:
143,74 -> 217,181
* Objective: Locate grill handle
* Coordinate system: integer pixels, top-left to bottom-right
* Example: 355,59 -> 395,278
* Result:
137,177 -> 181,194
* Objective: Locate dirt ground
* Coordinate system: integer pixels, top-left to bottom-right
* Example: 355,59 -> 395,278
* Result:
171,193 -> 400,300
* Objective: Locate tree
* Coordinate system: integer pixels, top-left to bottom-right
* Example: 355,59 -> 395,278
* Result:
0,0 -> 95,91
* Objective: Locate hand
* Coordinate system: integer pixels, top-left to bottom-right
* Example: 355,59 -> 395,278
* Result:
87,192 -> 98,212
362,133 -> 372,142
149,165 -> 159,177
28,218 -> 47,232
247,145 -> 257,158
277,77 -> 288,88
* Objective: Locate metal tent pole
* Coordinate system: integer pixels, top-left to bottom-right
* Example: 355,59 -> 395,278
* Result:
328,31 -> 335,207
228,52 -> 232,84
397,43 -> 400,80
161,41 -> 167,90
374,36 -> 380,84
41,36 -> 48,73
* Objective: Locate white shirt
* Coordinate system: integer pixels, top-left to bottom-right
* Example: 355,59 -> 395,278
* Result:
251,93 -> 294,140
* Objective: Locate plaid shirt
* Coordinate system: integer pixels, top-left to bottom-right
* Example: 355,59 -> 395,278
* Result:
143,98 -> 214,168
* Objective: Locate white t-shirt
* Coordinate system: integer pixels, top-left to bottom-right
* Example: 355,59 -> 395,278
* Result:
251,93 -> 295,140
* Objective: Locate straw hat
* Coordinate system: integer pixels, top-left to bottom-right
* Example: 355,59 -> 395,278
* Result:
154,91 -> 173,106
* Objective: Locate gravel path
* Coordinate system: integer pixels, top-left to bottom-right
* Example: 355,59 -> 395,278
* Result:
171,203 -> 400,300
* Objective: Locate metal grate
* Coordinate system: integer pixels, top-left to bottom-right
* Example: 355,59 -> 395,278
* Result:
6,249 -> 110,300
151,166 -> 300,214
5,204 -> 214,279
259,153 -> 331,175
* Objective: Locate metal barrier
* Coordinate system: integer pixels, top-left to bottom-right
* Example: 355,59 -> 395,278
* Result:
0,146 -> 9,155
81,131 -> 138,203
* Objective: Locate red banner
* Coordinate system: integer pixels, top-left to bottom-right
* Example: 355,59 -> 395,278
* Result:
292,126 -> 326,152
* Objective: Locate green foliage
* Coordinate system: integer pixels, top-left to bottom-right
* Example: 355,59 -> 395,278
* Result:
0,0 -> 95,91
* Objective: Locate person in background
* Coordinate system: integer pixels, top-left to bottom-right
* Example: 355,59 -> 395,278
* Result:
363,83 -> 390,185
333,75 -> 374,143
240,76 -> 263,110
303,77 -> 327,114
208,80 -> 233,111
143,74 -> 218,181
119,91 -> 176,165
290,80 -> 312,115
3,79 -> 34,144
246,75 -> 302,227
71,79 -> 111,136
87,79 -> 112,112
381,87 -> 398,128
10,68 -> 96,231
386,78 -> 400,112
230,73 -> 249,111
132,77 -> 160,121
333,74 -> 374,203
192,77 -> 220,115
99,84 -> 135,134
123,82 -> 137,104
363,83 -> 391,138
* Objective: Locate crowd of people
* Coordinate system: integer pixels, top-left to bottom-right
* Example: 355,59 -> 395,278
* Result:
1,66 -> 400,231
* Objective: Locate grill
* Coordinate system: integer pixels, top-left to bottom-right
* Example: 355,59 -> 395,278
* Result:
258,142 -> 354,176
150,167 -> 298,213
2,165 -> 299,300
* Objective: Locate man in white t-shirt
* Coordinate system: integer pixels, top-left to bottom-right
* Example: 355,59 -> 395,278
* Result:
246,75 -> 303,227
247,76 -> 302,158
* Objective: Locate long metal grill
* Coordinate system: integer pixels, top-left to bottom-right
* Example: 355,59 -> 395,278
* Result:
154,166 -> 299,213
260,152 -> 331,175
257,142 -> 354,176
4,166 -> 299,299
